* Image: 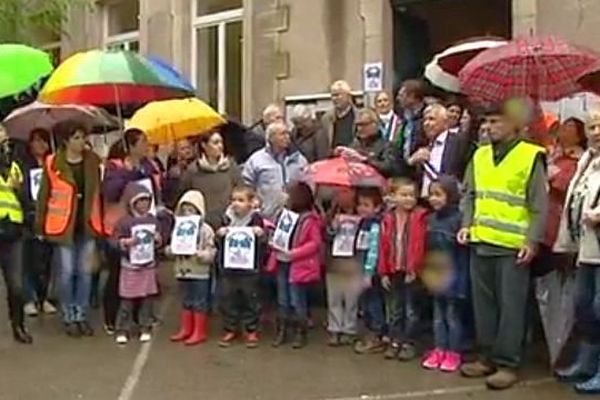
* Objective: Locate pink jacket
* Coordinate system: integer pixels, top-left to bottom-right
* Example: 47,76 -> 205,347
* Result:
267,211 -> 323,284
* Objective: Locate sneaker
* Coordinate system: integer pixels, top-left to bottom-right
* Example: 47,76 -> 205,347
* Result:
24,302 -> 38,317
461,360 -> 496,378
219,332 -> 237,348
384,343 -> 401,360
245,332 -> 260,349
103,324 -> 116,336
397,343 -> 417,361
65,323 -> 81,338
115,334 -> 128,345
440,351 -> 462,373
77,321 -> 94,337
339,334 -> 355,346
42,301 -> 57,315
327,332 -> 341,347
422,348 -> 444,370
485,368 -> 518,390
354,334 -> 386,355
139,332 -> 152,343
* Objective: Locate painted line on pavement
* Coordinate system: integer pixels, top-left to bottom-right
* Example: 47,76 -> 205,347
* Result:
117,296 -> 173,400
321,377 -> 555,400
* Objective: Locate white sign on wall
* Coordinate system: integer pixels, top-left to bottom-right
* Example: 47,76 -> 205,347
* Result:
363,62 -> 383,93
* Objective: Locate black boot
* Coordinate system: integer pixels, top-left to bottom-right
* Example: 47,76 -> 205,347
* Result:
292,321 -> 307,349
12,324 -> 33,344
272,318 -> 288,348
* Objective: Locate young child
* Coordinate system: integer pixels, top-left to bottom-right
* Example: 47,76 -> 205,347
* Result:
267,182 -> 322,349
216,185 -> 265,348
353,187 -> 387,354
168,190 -> 216,346
112,182 -> 162,345
378,178 -> 428,361
421,175 -> 468,372
325,187 -> 361,346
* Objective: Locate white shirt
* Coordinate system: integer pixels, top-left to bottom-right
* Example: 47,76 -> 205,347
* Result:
421,130 -> 449,197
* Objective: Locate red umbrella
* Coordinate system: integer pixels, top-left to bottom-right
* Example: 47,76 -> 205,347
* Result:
459,36 -> 600,103
304,157 -> 387,188
576,61 -> 600,95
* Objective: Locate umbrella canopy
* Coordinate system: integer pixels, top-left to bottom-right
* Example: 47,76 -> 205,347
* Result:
145,56 -> 195,93
304,157 -> 387,188
2,102 -> 119,141
0,44 -> 53,99
424,37 -> 507,93
575,61 -> 600,96
127,98 -> 225,145
39,49 -> 194,106
459,36 -> 600,103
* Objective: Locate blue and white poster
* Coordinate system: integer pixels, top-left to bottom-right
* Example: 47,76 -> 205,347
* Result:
332,215 -> 361,257
130,224 -> 156,265
170,215 -> 201,255
224,227 -> 256,270
271,209 -> 299,252
29,168 -> 42,201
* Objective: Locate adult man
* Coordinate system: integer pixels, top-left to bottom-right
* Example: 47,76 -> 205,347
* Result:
290,104 -> 329,163
321,80 -> 357,149
375,91 -> 401,142
395,79 -> 428,176
242,121 -> 308,220
251,104 -> 284,138
458,104 -> 548,390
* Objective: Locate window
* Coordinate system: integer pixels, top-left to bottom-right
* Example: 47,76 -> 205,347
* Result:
192,2 -> 243,119
104,0 -> 140,52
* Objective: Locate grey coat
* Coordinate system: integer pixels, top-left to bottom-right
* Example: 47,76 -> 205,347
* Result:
350,135 -> 399,178
291,123 -> 330,163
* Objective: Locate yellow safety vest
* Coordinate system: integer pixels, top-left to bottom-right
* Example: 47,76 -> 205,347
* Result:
470,141 -> 544,249
0,162 -> 23,223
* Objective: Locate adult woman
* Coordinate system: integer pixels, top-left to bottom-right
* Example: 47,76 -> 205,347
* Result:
22,129 -> 56,316
554,111 -> 600,394
102,128 -> 164,334
35,121 -> 104,337
164,138 -> 198,208
178,131 -> 241,229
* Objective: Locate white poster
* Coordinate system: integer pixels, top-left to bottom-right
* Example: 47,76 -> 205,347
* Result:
356,229 -> 370,251
271,209 -> 300,252
332,215 -> 361,257
363,62 -> 383,93
170,215 -> 201,256
129,224 -> 156,265
29,168 -> 42,201
136,178 -> 156,215
224,227 -> 256,270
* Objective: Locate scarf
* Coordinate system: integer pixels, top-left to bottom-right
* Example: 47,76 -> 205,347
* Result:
363,219 -> 381,276
197,155 -> 231,172
225,206 -> 255,227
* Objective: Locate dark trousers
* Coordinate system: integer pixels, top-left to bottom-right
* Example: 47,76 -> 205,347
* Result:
470,250 -> 530,369
23,237 -> 53,303
574,264 -> 600,343
219,274 -> 260,333
116,297 -> 153,333
103,247 -> 121,327
360,277 -> 386,336
388,274 -> 418,343
0,240 -> 25,326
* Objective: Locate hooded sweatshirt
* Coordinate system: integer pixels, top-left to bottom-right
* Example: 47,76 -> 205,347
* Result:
171,190 -> 216,280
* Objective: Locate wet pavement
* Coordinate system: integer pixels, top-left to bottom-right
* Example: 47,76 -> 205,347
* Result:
0,274 -> 585,400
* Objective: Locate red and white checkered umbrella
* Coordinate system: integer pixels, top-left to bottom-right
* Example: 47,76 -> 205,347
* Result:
424,37 -> 507,93
459,36 -> 600,103
304,157 -> 387,188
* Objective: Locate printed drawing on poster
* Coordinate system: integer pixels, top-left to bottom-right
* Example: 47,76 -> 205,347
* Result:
271,209 -> 300,252
29,168 -> 42,201
170,215 -> 201,255
130,224 -> 156,265
332,215 -> 361,257
224,227 -> 256,270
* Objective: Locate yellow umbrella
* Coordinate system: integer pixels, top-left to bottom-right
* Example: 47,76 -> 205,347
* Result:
127,97 -> 225,145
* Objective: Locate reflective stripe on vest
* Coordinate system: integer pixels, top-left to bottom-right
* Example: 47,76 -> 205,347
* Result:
0,162 -> 24,223
470,141 -> 544,249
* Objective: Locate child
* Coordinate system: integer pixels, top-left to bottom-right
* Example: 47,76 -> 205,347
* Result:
325,187 -> 361,346
216,185 -> 265,348
421,176 -> 468,372
267,182 -> 322,349
168,190 -> 216,346
378,178 -> 427,361
112,183 -> 162,345
353,187 -> 387,354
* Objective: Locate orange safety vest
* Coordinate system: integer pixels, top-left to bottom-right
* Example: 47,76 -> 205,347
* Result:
44,155 -> 104,237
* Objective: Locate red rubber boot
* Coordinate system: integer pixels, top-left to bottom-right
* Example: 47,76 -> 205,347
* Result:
170,309 -> 193,342
185,313 -> 208,345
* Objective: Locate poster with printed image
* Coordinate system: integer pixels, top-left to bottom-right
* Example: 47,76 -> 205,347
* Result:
224,227 -> 256,270
136,178 -> 156,215
271,209 -> 300,252
29,168 -> 42,201
332,215 -> 361,257
356,229 -> 369,251
170,215 -> 201,255
130,224 -> 156,265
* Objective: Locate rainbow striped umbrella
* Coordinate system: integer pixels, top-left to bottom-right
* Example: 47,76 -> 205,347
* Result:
39,49 -> 194,107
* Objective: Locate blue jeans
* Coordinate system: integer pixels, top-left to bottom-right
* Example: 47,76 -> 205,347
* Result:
360,279 -> 386,335
57,236 -> 96,323
180,279 -> 210,312
433,297 -> 463,351
388,274 -> 418,344
575,264 -> 600,342
276,262 -> 310,322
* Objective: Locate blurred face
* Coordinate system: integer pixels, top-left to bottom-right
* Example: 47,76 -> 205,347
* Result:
484,114 -> 514,144
356,196 -> 377,218
460,109 -> 472,132
447,105 -> 462,128
331,88 -> 352,111
230,190 -> 253,216
130,134 -> 148,158
0,127 -> 11,165
587,117 -> 600,151
292,116 -> 312,132
176,139 -> 195,161
558,120 -> 581,148
66,129 -> 87,155
355,113 -> 378,140
423,110 -> 448,140
269,126 -> 291,151
181,203 -> 199,217
336,188 -> 355,211
393,184 -> 417,211
201,132 -> 224,160
375,93 -> 392,115
428,183 -> 448,211
133,197 -> 151,215
30,134 -> 50,158
264,108 -> 284,125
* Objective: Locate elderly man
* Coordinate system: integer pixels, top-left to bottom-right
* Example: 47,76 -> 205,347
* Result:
251,104 -> 284,138
290,104 -> 329,163
243,121 -> 308,220
322,80 -> 357,149
375,91 -> 401,142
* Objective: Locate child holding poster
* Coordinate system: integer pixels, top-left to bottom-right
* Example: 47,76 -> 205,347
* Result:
167,190 -> 216,346
111,182 -> 162,345
216,185 -> 265,348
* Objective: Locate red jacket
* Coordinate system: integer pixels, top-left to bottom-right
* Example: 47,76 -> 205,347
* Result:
378,207 -> 428,276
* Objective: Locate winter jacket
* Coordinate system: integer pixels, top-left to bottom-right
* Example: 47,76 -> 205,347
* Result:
169,190 -> 216,280
291,123 -> 330,163
349,135 -> 400,178
267,211 -> 323,284
378,207 -> 428,276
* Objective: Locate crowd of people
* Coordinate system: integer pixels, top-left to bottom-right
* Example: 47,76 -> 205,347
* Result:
0,77 -> 599,393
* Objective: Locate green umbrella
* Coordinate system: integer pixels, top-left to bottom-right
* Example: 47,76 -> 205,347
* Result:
0,44 -> 53,98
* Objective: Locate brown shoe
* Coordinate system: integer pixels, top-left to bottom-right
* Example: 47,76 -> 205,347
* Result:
354,334 -> 386,354
460,360 -> 496,378
485,368 -> 518,390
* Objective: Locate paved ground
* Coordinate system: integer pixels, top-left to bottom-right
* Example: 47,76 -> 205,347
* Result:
0,272 -> 585,400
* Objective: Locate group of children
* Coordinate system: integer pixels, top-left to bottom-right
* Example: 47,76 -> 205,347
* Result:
110,174 -> 469,373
